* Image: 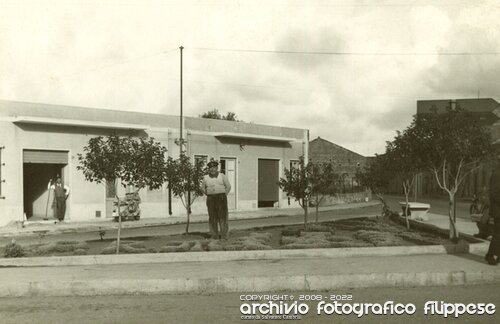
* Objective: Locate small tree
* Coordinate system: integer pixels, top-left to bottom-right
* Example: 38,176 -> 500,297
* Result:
201,109 -> 239,121
78,135 -> 167,253
356,154 -> 393,217
279,156 -> 311,229
310,162 -> 338,223
411,106 -> 494,240
166,153 -> 205,233
385,127 -> 425,229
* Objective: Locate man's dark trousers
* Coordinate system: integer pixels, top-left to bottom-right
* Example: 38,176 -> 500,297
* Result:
55,197 -> 66,221
206,193 -> 228,239
487,162 -> 500,259
54,186 -> 66,221
486,218 -> 500,257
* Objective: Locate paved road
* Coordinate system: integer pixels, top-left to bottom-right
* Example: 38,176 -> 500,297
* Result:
1,284 -> 498,324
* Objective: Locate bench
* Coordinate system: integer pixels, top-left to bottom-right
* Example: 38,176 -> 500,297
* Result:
399,202 -> 431,221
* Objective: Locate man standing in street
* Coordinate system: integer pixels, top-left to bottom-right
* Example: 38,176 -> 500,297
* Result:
485,158 -> 500,265
202,160 -> 231,239
48,176 -> 70,222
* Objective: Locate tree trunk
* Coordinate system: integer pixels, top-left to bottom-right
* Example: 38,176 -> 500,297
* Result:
116,196 -> 121,254
448,192 -> 459,241
315,196 -> 319,223
376,194 -> 388,217
403,189 -> 410,230
185,209 -> 190,234
303,199 -> 309,230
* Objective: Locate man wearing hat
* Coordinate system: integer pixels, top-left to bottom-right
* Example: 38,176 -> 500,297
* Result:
202,159 -> 231,239
47,176 -> 70,221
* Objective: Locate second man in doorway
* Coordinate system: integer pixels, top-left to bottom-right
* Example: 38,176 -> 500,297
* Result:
48,176 -> 70,221
202,160 -> 231,239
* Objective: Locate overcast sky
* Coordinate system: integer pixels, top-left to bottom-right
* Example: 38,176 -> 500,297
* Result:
1,0 -> 500,156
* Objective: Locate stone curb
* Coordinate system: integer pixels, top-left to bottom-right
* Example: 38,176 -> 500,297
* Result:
0,242 -> 489,268
1,270 -> 499,297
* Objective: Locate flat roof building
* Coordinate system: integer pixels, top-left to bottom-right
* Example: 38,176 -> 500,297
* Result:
0,100 -> 308,226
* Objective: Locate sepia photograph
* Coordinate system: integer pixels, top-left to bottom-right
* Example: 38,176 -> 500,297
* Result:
0,0 -> 499,323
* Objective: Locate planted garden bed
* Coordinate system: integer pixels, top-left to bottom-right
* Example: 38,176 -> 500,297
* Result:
1,216 -> 475,258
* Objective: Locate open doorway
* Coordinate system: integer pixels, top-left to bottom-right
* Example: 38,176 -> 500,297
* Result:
22,150 -> 68,220
220,158 -> 236,210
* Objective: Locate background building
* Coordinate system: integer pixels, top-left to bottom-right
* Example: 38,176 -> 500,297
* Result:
415,98 -> 500,198
309,136 -> 369,193
0,100 -> 308,226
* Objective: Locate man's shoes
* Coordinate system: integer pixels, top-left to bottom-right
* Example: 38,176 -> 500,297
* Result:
485,254 -> 498,265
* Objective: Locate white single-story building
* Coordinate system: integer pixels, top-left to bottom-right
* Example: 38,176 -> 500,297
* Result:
0,100 -> 309,226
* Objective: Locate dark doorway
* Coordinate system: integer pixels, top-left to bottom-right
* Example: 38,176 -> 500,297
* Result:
258,159 -> 279,208
23,163 -> 65,219
22,149 -> 69,220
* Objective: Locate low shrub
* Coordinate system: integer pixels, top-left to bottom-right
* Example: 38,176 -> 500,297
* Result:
4,241 -> 25,258
29,241 -> 90,255
176,241 -> 192,252
241,240 -> 272,251
398,232 -> 442,245
73,249 -> 88,255
159,241 -> 195,253
281,229 -> 301,237
280,231 -> 332,249
190,241 -> 204,252
101,241 -> 147,254
229,232 -> 273,251
355,230 -> 405,247
207,240 -> 223,251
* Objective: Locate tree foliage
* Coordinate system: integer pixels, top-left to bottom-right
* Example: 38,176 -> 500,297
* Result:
279,156 -> 312,228
200,109 -> 239,121
385,127 -> 426,228
166,153 -> 206,233
356,154 -> 393,217
77,135 -> 168,252
309,162 -> 339,223
409,106 -> 495,240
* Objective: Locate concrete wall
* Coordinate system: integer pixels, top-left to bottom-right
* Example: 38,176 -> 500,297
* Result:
317,191 -> 372,206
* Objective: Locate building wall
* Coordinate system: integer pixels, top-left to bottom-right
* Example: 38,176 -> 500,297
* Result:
309,137 -> 368,193
187,131 -> 304,211
0,101 -> 305,226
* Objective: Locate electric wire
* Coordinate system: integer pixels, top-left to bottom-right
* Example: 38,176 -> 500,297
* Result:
188,46 -> 500,56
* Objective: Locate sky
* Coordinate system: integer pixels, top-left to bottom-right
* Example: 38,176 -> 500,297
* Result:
1,0 -> 500,156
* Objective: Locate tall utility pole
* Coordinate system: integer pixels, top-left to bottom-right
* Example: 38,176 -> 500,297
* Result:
179,45 -> 184,155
